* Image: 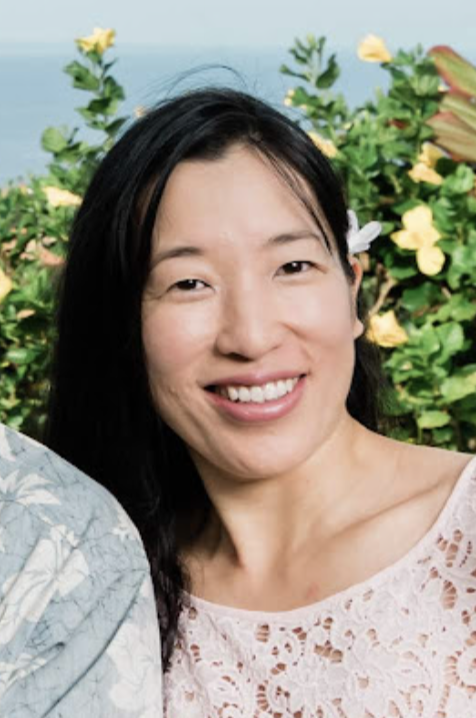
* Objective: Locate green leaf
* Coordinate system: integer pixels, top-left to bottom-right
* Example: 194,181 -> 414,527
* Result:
41,127 -> 68,153
103,76 -> 125,101
4,347 -> 41,365
64,61 -> 100,91
316,55 -> 340,89
435,322 -> 465,362
431,426 -> 454,444
389,264 -> 419,280
417,411 -> 451,429
442,165 -> 475,195
441,373 -> 476,403
413,325 -> 440,356
401,283 -> 440,312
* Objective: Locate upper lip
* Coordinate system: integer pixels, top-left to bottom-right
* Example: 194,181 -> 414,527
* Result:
206,370 -> 306,388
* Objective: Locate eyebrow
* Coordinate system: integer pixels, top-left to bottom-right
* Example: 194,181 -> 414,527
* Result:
150,230 -> 329,269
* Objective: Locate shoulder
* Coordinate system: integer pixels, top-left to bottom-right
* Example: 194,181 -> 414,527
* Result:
397,443 -> 475,495
0,421 -> 151,608
387,442 -> 476,536
0,422 -> 143,546
0,423 -> 162,716
0,420 -> 152,639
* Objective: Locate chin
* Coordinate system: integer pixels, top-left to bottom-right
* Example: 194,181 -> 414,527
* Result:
193,435 -> 323,483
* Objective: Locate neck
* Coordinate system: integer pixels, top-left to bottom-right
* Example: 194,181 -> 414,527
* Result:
186,416 -> 388,579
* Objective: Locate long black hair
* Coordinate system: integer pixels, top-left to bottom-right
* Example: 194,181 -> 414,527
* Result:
45,87 -> 388,671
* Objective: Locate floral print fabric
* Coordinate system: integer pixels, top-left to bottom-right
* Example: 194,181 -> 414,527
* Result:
0,422 -> 163,717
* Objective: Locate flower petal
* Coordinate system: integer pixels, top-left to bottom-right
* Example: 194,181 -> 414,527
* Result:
43,186 -> 82,208
391,230 -> 423,250
402,205 -> 434,232
418,142 -> 446,168
417,245 -> 446,275
308,132 -> 338,158
408,163 -> 443,185
357,35 -> 392,63
0,267 -> 13,304
367,310 -> 408,348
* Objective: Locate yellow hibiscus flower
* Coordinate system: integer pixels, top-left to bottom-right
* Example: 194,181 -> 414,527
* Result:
408,142 -> 445,185
367,310 -> 408,348
76,28 -> 115,55
43,186 -> 82,208
408,162 -> 443,186
0,267 -> 13,304
391,205 -> 445,276
357,35 -> 392,63
418,142 -> 446,168
308,132 -> 338,158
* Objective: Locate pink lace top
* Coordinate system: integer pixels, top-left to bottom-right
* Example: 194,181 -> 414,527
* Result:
164,456 -> 476,717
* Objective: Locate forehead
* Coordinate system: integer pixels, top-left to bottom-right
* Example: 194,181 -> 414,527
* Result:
152,145 -> 332,249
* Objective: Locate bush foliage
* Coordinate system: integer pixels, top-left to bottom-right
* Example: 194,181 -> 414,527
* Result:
1,32 -> 475,450
282,35 -> 476,451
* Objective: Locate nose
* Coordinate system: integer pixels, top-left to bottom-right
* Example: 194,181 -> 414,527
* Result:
214,279 -> 285,360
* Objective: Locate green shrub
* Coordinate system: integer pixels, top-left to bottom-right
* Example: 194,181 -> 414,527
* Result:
0,28 -> 126,437
282,34 -> 476,451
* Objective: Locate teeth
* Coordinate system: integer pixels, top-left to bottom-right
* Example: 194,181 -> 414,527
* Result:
217,377 -> 300,403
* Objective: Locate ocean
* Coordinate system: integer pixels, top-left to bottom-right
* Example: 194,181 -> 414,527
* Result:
0,44 -> 398,185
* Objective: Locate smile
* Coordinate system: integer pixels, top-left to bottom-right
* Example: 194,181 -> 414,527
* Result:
205,375 -> 307,423
215,376 -> 300,404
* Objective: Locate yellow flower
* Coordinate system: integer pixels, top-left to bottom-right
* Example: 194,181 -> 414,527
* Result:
43,186 -> 82,208
391,205 -> 445,276
367,310 -> 408,348
357,35 -> 392,63
0,267 -> 13,304
76,27 -> 115,55
308,132 -> 338,158
418,142 -> 446,168
283,89 -> 295,107
408,162 -> 443,186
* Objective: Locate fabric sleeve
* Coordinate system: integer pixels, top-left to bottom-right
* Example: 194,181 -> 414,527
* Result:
0,423 -> 163,717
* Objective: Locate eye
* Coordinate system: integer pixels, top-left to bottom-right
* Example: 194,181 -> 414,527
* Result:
170,278 -> 208,292
278,260 -> 316,276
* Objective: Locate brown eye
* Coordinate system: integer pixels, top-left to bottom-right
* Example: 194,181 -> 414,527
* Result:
171,279 -> 207,292
278,261 -> 316,275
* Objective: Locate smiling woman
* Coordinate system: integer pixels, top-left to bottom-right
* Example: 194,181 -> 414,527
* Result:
45,88 -> 476,717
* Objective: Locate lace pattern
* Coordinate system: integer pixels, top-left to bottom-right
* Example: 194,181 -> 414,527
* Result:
164,457 -> 476,717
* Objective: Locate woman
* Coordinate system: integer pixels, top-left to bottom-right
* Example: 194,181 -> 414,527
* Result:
46,88 -> 476,716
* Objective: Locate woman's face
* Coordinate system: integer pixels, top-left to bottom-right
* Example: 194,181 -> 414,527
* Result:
142,144 -> 363,480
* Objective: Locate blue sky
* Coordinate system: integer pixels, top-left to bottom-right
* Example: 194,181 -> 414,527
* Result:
2,0 -> 476,52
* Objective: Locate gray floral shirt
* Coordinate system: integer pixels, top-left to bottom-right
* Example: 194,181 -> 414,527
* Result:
0,422 -> 163,717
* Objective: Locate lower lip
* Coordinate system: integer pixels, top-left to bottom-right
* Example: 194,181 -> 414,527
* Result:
205,376 -> 307,423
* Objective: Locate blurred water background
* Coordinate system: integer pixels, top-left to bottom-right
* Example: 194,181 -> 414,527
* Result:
3,42 -> 472,186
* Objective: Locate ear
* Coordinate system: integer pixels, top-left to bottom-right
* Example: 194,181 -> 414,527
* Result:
348,255 -> 364,340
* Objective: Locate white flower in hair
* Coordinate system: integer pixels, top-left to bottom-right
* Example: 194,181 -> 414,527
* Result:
346,209 -> 382,254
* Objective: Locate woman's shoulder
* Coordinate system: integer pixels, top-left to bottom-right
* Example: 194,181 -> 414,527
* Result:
397,442 -> 474,492
0,421 -> 145,562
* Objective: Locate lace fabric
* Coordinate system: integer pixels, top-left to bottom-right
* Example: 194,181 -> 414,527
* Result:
164,456 -> 476,717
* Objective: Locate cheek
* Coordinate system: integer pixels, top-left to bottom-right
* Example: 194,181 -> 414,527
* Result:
142,306 -> 213,388
293,281 -> 356,348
